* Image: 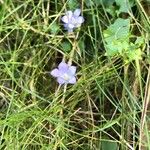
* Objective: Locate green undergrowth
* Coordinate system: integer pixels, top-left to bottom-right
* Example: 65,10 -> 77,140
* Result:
0,0 -> 150,149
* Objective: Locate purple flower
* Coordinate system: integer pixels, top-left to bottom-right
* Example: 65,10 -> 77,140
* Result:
61,9 -> 84,32
50,62 -> 77,85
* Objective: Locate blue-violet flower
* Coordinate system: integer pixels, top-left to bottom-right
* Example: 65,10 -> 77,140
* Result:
50,62 -> 77,85
61,9 -> 84,32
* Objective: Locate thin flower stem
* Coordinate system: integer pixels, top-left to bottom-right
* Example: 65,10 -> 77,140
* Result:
62,57 -> 66,62
55,84 -> 61,97
60,84 -> 67,116
68,32 -> 79,65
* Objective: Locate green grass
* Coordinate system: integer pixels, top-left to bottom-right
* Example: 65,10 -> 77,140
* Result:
0,0 -> 150,149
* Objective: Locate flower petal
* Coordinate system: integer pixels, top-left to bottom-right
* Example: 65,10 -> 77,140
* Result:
50,69 -> 60,77
68,23 -> 74,29
66,11 -> 73,19
58,62 -> 68,72
68,77 -> 76,84
74,9 -> 81,17
61,16 -> 69,23
69,66 -> 76,75
57,77 -> 66,84
77,16 -> 84,24
63,23 -> 73,32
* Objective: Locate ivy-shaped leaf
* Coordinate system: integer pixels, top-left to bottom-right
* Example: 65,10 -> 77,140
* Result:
103,18 -> 130,56
115,0 -> 134,14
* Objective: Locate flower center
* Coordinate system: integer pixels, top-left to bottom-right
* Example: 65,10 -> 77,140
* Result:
71,17 -> 77,25
63,73 -> 70,81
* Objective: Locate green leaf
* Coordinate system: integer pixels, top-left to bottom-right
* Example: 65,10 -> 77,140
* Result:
135,37 -> 144,47
105,6 -> 116,17
84,0 -> 94,7
101,0 -> 115,7
93,0 -> 102,5
104,18 -> 130,42
126,47 -> 142,62
125,37 -> 143,62
115,0 -> 134,14
49,22 -> 60,34
68,0 -> 79,9
105,40 -> 129,56
61,41 -> 72,52
103,18 -> 130,56
101,140 -> 118,150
